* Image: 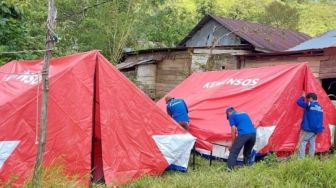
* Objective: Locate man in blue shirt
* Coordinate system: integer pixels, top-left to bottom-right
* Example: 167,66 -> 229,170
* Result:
165,96 -> 190,130
296,92 -> 324,158
226,107 -> 256,170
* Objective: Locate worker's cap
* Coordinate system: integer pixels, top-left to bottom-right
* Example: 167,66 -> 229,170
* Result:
306,93 -> 317,100
225,107 -> 235,113
225,107 -> 235,120
165,96 -> 174,104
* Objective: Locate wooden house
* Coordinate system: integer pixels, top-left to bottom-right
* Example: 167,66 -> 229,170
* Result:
118,15 -> 309,100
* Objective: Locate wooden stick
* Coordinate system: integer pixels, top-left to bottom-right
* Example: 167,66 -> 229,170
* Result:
32,0 -> 57,187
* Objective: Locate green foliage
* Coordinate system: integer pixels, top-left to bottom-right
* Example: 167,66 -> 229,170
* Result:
195,0 -> 218,19
225,0 -> 269,22
262,1 -> 300,30
1,0 -> 336,65
191,0 -> 336,35
56,0 -> 148,64
135,1 -> 196,48
263,152 -> 278,165
297,2 -> 336,36
0,1 -> 42,65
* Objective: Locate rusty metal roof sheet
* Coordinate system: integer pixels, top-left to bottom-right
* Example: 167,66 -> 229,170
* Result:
288,30 -> 336,51
179,15 -> 311,52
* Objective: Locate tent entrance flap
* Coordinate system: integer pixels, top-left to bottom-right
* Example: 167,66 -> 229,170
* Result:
92,63 -> 104,183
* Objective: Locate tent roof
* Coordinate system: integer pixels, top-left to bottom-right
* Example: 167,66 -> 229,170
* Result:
157,63 -> 336,154
0,51 -> 194,186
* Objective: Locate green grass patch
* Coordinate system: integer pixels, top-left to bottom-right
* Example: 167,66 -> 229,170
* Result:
5,154 -> 336,187
126,155 -> 336,188
21,164 -> 86,188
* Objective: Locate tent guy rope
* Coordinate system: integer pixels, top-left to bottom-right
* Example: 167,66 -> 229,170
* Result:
35,75 -> 41,145
0,49 -> 53,54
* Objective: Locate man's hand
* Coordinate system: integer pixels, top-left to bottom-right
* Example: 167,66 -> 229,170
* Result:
228,145 -> 232,152
302,91 -> 305,97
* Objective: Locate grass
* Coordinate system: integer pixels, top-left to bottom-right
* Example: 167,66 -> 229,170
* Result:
9,154 -> 336,188
125,154 -> 336,188
19,165 -> 86,188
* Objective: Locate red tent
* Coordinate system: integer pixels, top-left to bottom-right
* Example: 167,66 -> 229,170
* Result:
0,51 -> 195,186
157,63 -> 336,158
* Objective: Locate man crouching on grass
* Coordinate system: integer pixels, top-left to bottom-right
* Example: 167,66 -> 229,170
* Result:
226,107 -> 256,170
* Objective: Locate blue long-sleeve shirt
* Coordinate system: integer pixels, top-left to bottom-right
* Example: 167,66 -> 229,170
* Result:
228,112 -> 256,135
296,96 -> 324,133
167,98 -> 189,123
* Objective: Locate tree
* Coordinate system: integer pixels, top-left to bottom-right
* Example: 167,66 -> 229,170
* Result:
261,1 -> 300,31
195,0 -> 217,18
297,2 -> 336,36
54,0 -> 140,63
1,0 -> 336,66
225,0 -> 266,22
0,1 -> 40,64
136,2 -> 196,48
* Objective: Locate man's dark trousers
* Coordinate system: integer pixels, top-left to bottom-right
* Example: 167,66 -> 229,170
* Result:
227,133 -> 256,169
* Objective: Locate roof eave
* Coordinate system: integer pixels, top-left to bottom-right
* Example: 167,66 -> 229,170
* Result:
238,48 -> 328,57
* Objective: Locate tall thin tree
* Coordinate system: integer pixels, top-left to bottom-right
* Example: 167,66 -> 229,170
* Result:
32,0 -> 57,187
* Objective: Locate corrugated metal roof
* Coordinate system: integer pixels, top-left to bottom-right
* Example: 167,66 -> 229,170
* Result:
179,15 -> 311,52
287,30 -> 336,51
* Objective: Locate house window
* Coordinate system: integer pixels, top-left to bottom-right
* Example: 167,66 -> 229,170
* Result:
322,78 -> 336,100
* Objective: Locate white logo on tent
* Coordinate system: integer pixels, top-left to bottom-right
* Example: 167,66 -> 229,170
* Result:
0,141 -> 20,168
4,71 -> 41,85
152,134 -> 196,169
203,78 -> 260,89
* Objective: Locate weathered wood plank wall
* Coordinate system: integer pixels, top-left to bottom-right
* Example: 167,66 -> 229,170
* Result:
319,48 -> 336,79
241,54 -> 336,79
155,51 -> 191,99
212,54 -> 238,70
136,64 -> 157,99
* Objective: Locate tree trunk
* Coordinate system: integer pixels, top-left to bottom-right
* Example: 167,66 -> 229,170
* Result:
32,0 -> 57,187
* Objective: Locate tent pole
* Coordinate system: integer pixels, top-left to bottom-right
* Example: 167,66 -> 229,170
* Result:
32,0 -> 57,187
192,145 -> 196,170
210,151 -> 212,166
